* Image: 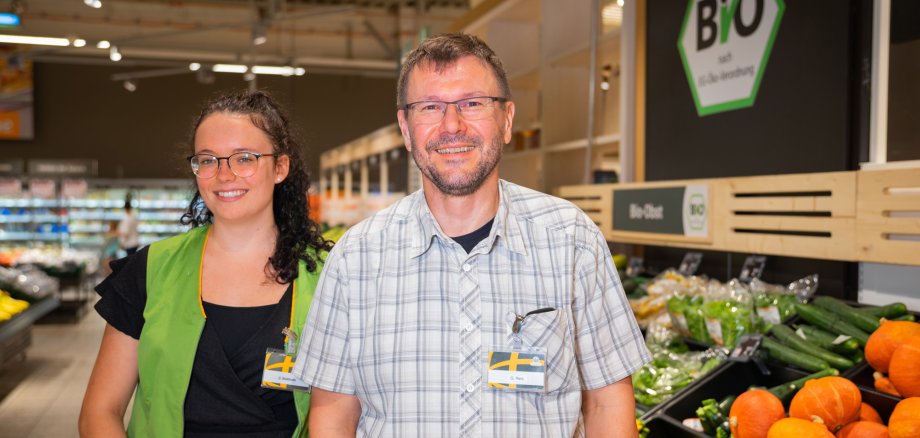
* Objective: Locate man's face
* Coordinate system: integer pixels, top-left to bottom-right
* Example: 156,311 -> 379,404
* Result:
397,56 -> 515,197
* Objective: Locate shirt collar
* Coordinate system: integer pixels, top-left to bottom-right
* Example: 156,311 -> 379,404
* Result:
408,180 -> 528,258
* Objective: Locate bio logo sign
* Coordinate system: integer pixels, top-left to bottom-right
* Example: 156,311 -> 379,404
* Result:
682,185 -> 708,237
678,0 -> 785,116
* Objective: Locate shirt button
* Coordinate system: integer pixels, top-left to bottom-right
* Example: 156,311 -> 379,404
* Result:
462,263 -> 472,272
466,323 -> 476,333
466,383 -> 476,393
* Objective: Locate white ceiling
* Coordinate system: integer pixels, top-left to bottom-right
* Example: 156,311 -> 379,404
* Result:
7,0 -> 470,76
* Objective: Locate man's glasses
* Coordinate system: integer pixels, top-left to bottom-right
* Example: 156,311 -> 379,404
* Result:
403,96 -> 507,124
188,152 -> 276,179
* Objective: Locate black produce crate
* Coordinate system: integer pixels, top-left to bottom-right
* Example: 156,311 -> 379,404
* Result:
662,361 -> 809,424
643,415 -> 706,438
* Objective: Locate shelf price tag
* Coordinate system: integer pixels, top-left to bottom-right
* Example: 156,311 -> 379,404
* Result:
61,179 -> 88,198
728,334 -> 762,363
678,252 -> 703,276
626,257 -> 644,278
739,255 -> 767,283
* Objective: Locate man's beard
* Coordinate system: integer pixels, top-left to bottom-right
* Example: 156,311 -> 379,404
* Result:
410,132 -> 503,197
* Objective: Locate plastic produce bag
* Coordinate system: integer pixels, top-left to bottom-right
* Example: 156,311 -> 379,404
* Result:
632,336 -> 726,406
702,279 -> 754,349
750,274 -> 818,331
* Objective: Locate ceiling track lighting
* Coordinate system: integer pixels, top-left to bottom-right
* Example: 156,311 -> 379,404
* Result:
109,45 -> 121,62
123,79 -> 137,92
84,0 -> 102,9
251,22 -> 267,46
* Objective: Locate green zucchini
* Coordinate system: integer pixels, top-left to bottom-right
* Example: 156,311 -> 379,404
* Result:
718,394 -> 736,416
858,302 -> 909,319
794,303 -> 870,346
761,336 -> 831,372
849,348 -> 865,364
768,368 -> 838,403
793,324 -> 860,354
770,325 -> 855,370
891,314 -> 916,322
813,296 -> 880,333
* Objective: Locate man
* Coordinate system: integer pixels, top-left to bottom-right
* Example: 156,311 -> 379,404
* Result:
294,33 -> 650,437
117,200 -> 139,255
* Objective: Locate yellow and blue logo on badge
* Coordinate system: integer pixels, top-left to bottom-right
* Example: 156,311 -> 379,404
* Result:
487,351 -> 546,390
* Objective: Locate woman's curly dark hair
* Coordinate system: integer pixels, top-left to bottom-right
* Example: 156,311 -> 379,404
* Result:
180,89 -> 332,283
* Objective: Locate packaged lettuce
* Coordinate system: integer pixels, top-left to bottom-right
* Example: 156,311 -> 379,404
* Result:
750,274 -> 819,332
632,340 -> 726,406
702,280 -> 753,349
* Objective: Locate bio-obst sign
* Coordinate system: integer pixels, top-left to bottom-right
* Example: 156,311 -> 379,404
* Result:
678,0 -> 785,116
612,185 -> 709,238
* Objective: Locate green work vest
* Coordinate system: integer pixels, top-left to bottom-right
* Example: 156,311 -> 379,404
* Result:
127,225 -> 319,438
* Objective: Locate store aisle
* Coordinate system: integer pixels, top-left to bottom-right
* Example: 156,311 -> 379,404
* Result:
0,303 -> 104,438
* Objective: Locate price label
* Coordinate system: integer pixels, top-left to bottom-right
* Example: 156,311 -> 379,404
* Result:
678,252 -> 703,276
61,179 -> 88,198
739,255 -> 767,283
728,334 -> 763,362
0,178 -> 21,196
626,257 -> 644,278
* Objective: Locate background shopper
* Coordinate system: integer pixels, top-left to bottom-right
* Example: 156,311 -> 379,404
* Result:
117,201 -> 140,255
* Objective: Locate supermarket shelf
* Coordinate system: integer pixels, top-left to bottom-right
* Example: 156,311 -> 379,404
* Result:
67,212 -> 124,221
65,199 -> 122,208
0,295 -> 60,344
137,200 -> 187,209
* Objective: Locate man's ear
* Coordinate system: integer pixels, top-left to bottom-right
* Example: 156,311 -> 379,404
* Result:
502,101 -> 516,144
397,110 -> 413,151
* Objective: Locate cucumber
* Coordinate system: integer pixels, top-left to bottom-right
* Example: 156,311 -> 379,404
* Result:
849,348 -> 865,365
768,368 -> 838,403
891,314 -> 916,322
793,324 -> 861,354
760,336 -> 831,372
813,296 -> 881,333
858,302 -> 909,319
794,303 -> 870,346
770,325 -> 855,370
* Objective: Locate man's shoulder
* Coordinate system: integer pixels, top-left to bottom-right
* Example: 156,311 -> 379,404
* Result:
502,180 -> 591,232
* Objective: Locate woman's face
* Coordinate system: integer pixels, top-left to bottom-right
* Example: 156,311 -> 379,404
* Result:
193,112 -> 289,225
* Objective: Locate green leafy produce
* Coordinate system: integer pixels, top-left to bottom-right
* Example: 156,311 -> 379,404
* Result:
753,292 -> 798,331
632,341 -> 724,406
702,300 -> 753,349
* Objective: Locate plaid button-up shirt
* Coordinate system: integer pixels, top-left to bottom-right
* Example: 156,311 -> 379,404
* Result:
294,180 -> 651,437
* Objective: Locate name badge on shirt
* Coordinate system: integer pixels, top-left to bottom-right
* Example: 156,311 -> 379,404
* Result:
261,348 -> 310,392
486,347 -> 547,392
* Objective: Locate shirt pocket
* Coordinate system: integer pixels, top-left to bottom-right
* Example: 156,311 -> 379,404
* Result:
509,309 -> 579,394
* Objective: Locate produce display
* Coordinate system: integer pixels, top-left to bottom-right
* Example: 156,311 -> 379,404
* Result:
632,324 -> 725,407
0,289 -> 30,322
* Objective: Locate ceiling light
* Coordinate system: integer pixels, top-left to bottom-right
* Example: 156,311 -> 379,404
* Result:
617,0 -> 624,6
123,79 -> 137,92
212,64 -> 307,77
189,62 -> 201,71
213,64 -> 248,74
0,34 -> 70,46
96,40 -> 110,49
84,0 -> 102,8
109,46 -> 121,62
72,38 -> 87,48
0,13 -> 21,27
251,23 -> 267,46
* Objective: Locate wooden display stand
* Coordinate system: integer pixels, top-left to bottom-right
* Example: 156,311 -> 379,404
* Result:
557,167 -> 920,267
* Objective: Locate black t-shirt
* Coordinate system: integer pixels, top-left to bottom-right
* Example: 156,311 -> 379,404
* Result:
450,217 -> 495,253
94,248 -> 298,436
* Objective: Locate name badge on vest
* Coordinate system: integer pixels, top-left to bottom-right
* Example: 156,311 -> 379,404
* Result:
261,327 -> 309,392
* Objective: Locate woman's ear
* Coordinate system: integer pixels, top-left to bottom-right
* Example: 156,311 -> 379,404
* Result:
274,154 -> 291,183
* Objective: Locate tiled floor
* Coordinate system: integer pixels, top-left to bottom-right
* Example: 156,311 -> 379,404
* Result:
0,302 -> 104,438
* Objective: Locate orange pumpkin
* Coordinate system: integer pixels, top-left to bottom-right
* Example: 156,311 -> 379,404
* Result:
888,397 -> 920,438
865,320 -> 920,373
835,421 -> 888,438
767,417 -> 834,438
790,376 -> 862,432
858,402 -> 884,424
889,335 -> 920,397
729,389 -> 786,438
874,371 -> 902,397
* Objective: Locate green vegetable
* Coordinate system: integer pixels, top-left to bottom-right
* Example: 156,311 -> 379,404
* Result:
813,296 -> 880,333
794,303 -> 870,346
857,302 -> 909,319
703,300 -> 753,349
761,336 -> 831,372
792,324 -> 860,354
717,394 -> 736,416
684,296 -> 713,344
696,398 -> 730,436
891,314 -> 916,322
770,324 -> 855,370
767,368 -> 839,403
849,348 -> 864,364
753,291 -> 798,329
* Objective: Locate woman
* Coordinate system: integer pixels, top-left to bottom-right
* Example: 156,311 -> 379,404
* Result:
79,90 -> 331,437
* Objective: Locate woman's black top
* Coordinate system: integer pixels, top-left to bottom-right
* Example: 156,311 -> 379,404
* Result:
94,247 -> 298,437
